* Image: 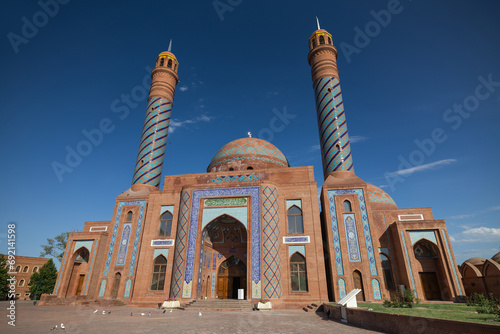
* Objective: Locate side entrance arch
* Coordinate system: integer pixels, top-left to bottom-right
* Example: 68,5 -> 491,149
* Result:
217,256 -> 247,299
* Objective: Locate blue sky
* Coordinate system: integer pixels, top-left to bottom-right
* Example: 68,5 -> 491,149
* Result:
1,0 -> 499,266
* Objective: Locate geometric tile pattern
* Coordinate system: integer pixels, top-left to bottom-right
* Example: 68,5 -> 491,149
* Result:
338,278 -> 346,299
313,76 -> 353,174
441,230 -> 464,295
124,279 -> 132,298
409,230 -> 437,245
182,187 -> 261,299
170,190 -> 191,298
196,230 -> 207,298
262,185 -> 281,299
372,279 -> 381,300
212,174 -> 260,183
132,96 -> 172,187
343,213 -> 361,262
103,200 -> 145,277
98,279 -> 106,297
128,202 -> 147,277
401,231 -> 417,297
366,185 -> 396,206
116,223 -> 132,266
211,272 -> 216,298
327,191 -> 344,276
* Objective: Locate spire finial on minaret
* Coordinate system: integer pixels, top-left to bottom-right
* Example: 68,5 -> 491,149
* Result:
316,17 -> 321,30
168,39 -> 172,52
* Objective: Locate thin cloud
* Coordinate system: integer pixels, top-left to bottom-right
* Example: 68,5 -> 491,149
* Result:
309,144 -> 321,152
387,159 -> 457,176
452,226 -> 500,243
450,214 -> 478,220
179,86 -> 188,92
488,205 -> 500,211
350,136 -> 368,143
169,114 -> 213,134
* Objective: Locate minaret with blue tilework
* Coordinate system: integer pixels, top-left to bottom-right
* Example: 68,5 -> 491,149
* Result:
132,49 -> 179,188
308,28 -> 354,178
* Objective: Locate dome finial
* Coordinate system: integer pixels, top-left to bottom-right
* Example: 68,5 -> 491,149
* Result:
316,17 -> 321,30
247,131 -> 252,138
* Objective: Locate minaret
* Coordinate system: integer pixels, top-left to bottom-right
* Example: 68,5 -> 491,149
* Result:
132,43 -> 179,188
308,22 -> 354,178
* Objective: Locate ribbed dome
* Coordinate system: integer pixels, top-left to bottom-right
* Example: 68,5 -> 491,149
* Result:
207,138 -> 289,172
492,252 -> 500,263
465,257 -> 487,266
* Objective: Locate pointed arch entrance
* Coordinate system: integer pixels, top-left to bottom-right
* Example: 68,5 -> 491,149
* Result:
200,214 -> 248,299
65,247 -> 90,297
414,239 -> 442,300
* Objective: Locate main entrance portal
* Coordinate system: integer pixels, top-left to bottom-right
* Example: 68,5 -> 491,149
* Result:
217,256 -> 247,299
201,214 -> 248,299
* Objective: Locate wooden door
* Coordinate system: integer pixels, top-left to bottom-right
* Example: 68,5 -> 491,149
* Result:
420,272 -> 441,300
217,277 -> 228,299
76,275 -> 85,295
353,271 -> 365,301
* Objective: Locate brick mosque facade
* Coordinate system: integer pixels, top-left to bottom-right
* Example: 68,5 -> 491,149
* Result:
44,25 -> 465,308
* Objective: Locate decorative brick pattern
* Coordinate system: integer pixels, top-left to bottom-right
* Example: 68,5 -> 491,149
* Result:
262,186 -> 281,299
170,190 -> 191,298
313,76 -> 353,174
132,96 -> 172,187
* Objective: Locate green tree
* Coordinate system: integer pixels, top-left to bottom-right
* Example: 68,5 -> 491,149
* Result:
0,255 -> 9,297
28,259 -> 58,299
40,232 -> 68,262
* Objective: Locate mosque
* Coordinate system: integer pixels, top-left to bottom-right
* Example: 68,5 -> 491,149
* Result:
44,24 -> 465,308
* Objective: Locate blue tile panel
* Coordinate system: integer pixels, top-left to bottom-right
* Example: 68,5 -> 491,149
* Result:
409,230 -> 437,245
283,236 -> 310,244
288,245 -> 306,258
103,200 -> 146,277
54,240 -> 71,294
262,185 -> 281,299
116,223 -> 132,266
327,191 -> 344,276
153,248 -> 169,260
84,239 -> 98,295
201,207 -> 248,230
313,76 -> 353,174
132,96 -> 172,187
124,279 -> 132,298
170,190 -> 191,298
128,203 -> 147,276
73,240 -> 94,253
331,189 -> 377,275
212,175 -> 260,183
98,279 -> 106,297
338,278 -> 346,299
182,187 -> 261,299
372,279 -> 382,300
401,231 -> 417,297
286,199 -> 302,210
441,230 -> 463,295
343,213 -> 361,262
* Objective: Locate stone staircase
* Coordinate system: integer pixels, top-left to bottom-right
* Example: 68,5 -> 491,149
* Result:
182,299 -> 254,311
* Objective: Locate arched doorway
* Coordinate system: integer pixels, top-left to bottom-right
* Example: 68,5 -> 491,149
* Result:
112,272 -> 121,299
414,239 -> 442,300
353,270 -> 365,301
65,247 -> 90,297
217,256 -> 247,299
200,214 -> 248,299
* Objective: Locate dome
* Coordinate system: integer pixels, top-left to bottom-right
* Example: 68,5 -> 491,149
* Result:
207,138 -> 289,172
492,252 -> 500,263
365,183 -> 398,210
465,257 -> 486,266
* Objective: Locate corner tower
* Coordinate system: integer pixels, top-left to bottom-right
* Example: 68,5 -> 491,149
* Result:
308,25 -> 353,178
131,47 -> 179,188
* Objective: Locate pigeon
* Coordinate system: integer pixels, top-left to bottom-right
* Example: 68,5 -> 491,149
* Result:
163,310 -> 166,313
148,312 -> 151,317
93,309 -> 98,313
102,310 -> 106,315
170,310 -> 172,313
50,325 -> 57,331
131,312 -> 133,316
140,313 -> 145,316
108,311 -> 111,314
61,323 -> 65,330
199,312 -> 202,316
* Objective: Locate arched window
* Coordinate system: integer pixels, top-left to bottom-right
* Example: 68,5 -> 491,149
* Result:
312,38 -> 317,48
126,211 -> 133,221
18,279 -> 25,287
414,240 -> 438,258
159,211 -> 173,236
15,265 -> 21,272
319,35 -> 325,44
380,254 -> 395,290
167,59 -> 172,68
290,252 -> 308,292
23,266 -> 29,273
159,57 -> 164,66
75,247 -> 90,263
287,206 -> 304,234
33,266 -> 38,273
328,37 -> 332,44
343,200 -> 352,212
150,255 -> 167,291
247,166 -> 253,170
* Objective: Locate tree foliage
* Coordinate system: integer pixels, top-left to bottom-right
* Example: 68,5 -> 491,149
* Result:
28,259 -> 58,299
0,255 -> 9,297
40,232 -> 68,262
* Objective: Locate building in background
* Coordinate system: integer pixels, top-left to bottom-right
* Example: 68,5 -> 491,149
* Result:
1,255 -> 50,300
43,24 -> 465,308
459,252 -> 500,298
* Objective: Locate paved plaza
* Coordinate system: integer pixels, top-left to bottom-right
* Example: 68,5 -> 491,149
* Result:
1,301 -> 384,333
